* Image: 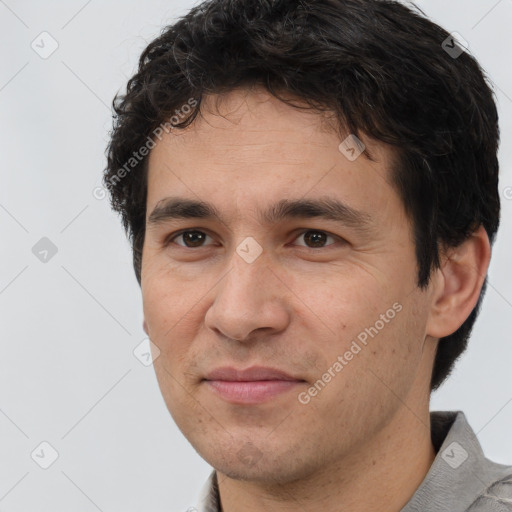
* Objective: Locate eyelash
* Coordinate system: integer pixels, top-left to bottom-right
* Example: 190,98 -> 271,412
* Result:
164,229 -> 343,250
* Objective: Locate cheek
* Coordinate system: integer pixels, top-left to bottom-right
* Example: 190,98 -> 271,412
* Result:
142,283 -> 174,341
353,293 -> 430,392
142,272 -> 189,365
142,257 -> 196,334
142,274 -> 202,414
141,265 -> 219,388
293,273 -> 390,344
300,275 -> 423,388
310,298 -> 427,435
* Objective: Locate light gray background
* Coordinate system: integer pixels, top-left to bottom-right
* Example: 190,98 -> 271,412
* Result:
0,0 -> 511,510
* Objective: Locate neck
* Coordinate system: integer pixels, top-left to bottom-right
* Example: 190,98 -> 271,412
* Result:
217,403 -> 436,512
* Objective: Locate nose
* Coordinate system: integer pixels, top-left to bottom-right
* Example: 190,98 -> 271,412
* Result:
204,251 -> 290,343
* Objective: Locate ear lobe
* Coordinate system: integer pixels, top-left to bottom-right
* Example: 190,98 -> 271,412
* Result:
426,225 -> 491,339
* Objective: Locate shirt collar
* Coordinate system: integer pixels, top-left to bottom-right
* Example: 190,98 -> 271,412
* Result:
196,469 -> 220,512
195,410 -> 512,512
401,410 -> 511,512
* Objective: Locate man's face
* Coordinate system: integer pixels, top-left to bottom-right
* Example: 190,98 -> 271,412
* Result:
141,87 -> 437,483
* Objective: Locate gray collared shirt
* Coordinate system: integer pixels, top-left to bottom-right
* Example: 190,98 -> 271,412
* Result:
195,410 -> 512,511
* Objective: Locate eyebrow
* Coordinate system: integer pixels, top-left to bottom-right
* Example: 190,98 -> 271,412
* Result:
147,196 -> 374,232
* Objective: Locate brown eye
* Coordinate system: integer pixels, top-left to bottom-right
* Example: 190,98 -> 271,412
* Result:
295,230 -> 337,248
170,230 -> 213,248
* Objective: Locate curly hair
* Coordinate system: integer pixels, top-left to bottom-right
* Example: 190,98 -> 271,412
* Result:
104,0 -> 500,391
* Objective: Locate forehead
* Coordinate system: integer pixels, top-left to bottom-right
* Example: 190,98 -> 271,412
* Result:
145,87 -> 399,225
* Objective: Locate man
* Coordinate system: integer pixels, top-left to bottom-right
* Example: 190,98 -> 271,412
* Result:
103,0 -> 512,510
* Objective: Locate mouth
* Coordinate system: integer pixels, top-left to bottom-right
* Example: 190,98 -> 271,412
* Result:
203,366 -> 306,404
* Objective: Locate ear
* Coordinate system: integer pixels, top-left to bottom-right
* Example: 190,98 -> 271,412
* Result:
426,225 -> 491,338
143,318 -> 149,336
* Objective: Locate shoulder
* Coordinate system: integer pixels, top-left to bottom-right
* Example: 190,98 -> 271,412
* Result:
467,470 -> 512,511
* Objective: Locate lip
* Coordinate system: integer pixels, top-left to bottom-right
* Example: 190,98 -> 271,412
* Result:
204,366 -> 301,382
203,366 -> 305,404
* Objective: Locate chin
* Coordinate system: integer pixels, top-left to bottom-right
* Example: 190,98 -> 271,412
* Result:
203,443 -> 316,486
